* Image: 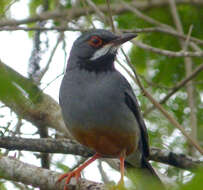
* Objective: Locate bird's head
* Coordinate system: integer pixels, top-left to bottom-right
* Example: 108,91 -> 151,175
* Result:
67,29 -> 137,71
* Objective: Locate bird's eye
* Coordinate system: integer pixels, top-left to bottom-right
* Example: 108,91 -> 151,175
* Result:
88,36 -> 103,47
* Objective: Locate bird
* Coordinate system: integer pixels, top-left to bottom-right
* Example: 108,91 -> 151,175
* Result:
58,29 -> 163,190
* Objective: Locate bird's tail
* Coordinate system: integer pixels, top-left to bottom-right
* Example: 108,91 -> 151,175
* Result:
126,156 -> 165,190
141,157 -> 165,187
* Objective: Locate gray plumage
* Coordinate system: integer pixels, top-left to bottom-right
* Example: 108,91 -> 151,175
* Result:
59,29 -> 164,188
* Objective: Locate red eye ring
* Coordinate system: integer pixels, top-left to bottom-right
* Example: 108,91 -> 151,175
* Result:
88,36 -> 103,47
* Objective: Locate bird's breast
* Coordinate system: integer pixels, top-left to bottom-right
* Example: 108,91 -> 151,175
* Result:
60,70 -> 140,157
70,126 -> 138,157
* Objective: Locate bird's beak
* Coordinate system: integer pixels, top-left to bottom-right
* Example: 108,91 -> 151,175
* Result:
111,33 -> 137,46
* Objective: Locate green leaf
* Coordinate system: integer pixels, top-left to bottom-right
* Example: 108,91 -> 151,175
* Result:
0,182 -> 7,190
180,168 -> 203,190
0,0 -> 12,15
56,162 -> 70,172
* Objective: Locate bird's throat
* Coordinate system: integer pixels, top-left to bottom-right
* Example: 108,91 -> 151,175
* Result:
68,56 -> 115,73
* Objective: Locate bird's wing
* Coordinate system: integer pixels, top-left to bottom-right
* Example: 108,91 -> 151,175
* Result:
116,73 -> 164,187
117,71 -> 150,159
124,89 -> 150,159
125,90 -> 166,189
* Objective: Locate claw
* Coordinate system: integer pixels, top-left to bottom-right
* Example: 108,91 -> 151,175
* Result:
57,169 -> 81,190
57,153 -> 100,190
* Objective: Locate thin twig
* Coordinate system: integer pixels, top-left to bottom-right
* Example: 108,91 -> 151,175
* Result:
139,74 -> 171,90
183,25 -> 193,51
4,117 -> 22,156
168,0 -> 198,155
37,33 -> 63,82
85,0 -> 106,22
41,73 -> 63,91
122,0 -> 203,56
0,1 -> 203,28
0,0 -> 19,17
98,161 -> 111,184
143,63 -> 203,116
106,0 -> 116,33
134,41 -> 203,57
81,0 -> 96,28
121,1 -> 172,30
122,27 -> 203,46
1,26 -> 203,46
0,26 -> 82,31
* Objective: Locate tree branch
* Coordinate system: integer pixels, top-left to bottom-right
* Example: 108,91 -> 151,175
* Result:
37,33 -> 63,82
0,1 -> 203,27
0,156 -> 105,190
122,0 -> 203,58
1,2 -> 203,58
150,147 -> 202,170
0,136 -> 202,170
168,0 -> 198,156
0,60 -> 70,137
1,26 -> 203,47
85,0 -> 107,22
0,26 -> 82,31
133,41 -> 203,58
121,1 -> 172,29
0,136 -> 93,157
122,27 -> 203,46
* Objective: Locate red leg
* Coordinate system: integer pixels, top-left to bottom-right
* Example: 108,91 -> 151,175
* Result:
57,153 -> 100,190
110,156 -> 125,190
119,156 -> 125,185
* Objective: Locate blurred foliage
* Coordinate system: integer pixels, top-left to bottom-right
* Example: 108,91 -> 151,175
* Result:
0,0 -> 202,190
115,4 -> 203,188
127,168 -> 165,190
0,61 -> 42,105
116,4 -> 203,152
56,162 -> 70,173
0,0 -> 12,15
0,182 -> 7,190
180,168 -> 203,190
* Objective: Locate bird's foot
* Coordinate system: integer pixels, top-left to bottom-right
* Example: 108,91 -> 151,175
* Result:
57,169 -> 81,190
57,154 -> 100,190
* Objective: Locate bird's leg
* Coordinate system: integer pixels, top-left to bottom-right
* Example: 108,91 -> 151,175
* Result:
110,153 -> 126,190
119,156 -> 125,186
118,150 -> 126,188
57,153 -> 101,190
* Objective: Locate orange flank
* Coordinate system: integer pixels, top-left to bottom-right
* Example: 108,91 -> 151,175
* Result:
71,127 -> 138,157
